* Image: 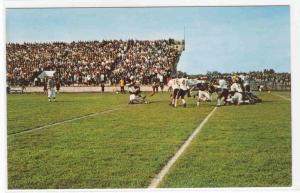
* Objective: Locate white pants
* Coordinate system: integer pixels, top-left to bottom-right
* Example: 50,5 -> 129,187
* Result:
198,90 -> 211,101
232,92 -> 243,104
129,94 -> 136,101
129,94 -> 144,104
48,88 -> 56,99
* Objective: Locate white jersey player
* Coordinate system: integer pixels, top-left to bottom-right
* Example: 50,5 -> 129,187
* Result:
175,76 -> 188,107
230,82 -> 243,105
167,78 -> 180,106
218,79 -> 228,89
128,82 -> 148,104
216,77 -> 229,107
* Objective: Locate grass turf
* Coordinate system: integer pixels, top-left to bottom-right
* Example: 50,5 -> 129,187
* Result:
7,93 -> 128,135
271,91 -> 291,99
7,91 -> 291,188
7,92 -> 214,188
159,92 -> 291,187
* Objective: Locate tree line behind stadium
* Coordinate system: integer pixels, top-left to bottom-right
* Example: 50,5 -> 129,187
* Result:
6,39 -> 290,91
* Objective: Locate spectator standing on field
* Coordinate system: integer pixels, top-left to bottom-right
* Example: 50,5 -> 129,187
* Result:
43,80 -> 48,95
119,78 -> 125,94
101,83 -> 105,92
56,80 -> 61,94
150,77 -> 159,96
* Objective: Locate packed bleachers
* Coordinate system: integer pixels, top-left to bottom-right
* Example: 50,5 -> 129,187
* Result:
189,69 -> 291,91
6,40 -> 290,91
6,39 -> 184,86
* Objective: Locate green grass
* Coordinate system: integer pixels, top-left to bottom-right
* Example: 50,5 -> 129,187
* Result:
7,91 -> 291,188
271,91 -> 291,99
160,92 -> 291,187
8,92 -> 214,188
7,93 -> 128,134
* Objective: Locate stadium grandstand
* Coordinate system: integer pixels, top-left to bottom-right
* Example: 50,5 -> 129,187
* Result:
6,39 -> 290,91
6,39 -> 185,87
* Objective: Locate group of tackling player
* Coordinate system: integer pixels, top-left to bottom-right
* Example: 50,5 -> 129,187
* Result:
126,74 -> 262,107
167,75 -> 189,107
169,74 -> 262,107
43,71 -> 261,106
127,81 -> 149,104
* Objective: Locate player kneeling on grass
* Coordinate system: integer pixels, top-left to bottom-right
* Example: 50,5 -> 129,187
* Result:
48,76 -> 56,102
227,80 -> 243,105
128,81 -> 148,104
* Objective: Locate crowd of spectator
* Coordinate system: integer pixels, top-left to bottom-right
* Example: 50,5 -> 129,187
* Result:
6,40 -> 290,91
193,69 -> 291,90
247,69 -> 290,84
6,39 -> 184,87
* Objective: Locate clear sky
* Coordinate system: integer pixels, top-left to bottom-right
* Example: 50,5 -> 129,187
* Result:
6,6 -> 290,74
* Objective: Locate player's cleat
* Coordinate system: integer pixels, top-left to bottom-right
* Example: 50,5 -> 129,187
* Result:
183,103 -> 187,108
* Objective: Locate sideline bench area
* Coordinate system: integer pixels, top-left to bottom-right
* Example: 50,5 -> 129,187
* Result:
8,87 -> 25,94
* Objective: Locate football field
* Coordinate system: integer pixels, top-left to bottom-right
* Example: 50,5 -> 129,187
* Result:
7,91 -> 291,188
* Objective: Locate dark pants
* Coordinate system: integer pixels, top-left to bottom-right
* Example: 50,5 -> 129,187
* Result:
101,84 -> 105,92
121,86 -> 125,93
217,88 -> 229,100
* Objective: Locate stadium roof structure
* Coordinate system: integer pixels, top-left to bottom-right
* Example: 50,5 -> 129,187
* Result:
38,71 -> 56,79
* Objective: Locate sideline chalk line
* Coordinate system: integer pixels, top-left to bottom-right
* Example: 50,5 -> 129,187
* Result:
9,105 -> 124,137
148,106 -> 218,188
271,93 -> 291,101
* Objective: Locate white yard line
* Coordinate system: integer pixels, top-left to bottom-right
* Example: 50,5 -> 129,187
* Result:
272,93 -> 291,101
9,106 -> 124,137
148,107 -> 218,188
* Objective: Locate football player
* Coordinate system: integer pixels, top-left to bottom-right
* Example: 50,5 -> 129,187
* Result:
167,77 -> 180,106
175,75 -> 188,107
215,76 -> 229,107
128,81 -> 148,104
196,81 -> 211,106
229,79 -> 243,105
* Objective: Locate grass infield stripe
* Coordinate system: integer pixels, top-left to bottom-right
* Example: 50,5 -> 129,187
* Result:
8,105 -> 124,137
148,107 -> 218,188
271,93 -> 291,101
